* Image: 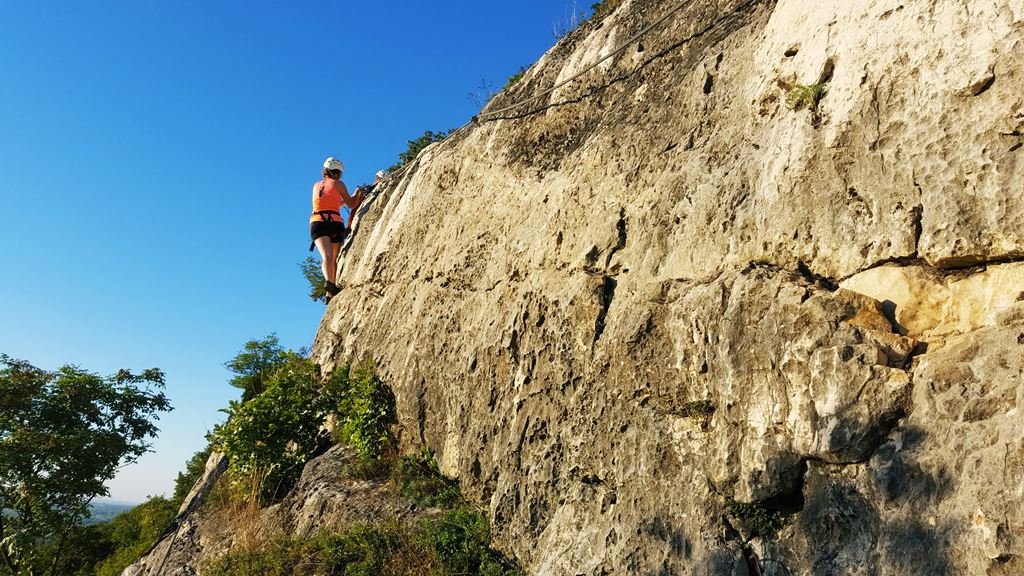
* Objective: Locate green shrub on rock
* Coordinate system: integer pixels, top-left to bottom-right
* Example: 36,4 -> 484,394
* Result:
329,362 -> 397,462
211,353 -> 331,501
426,506 -> 520,576
392,449 -> 462,508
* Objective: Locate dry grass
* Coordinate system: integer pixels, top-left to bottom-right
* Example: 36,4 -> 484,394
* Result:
203,472 -> 277,555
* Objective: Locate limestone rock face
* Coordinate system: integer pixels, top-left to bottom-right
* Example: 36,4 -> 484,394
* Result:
841,262 -> 1024,341
779,304 -> 1024,575
308,0 -> 1024,573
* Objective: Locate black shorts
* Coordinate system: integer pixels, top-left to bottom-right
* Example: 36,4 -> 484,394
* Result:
310,220 -> 347,243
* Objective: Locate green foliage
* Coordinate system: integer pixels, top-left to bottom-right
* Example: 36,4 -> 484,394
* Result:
37,463 -> 206,575
329,363 -> 396,462
204,542 -> 295,576
388,130 -> 452,173
786,83 -> 827,111
224,334 -> 288,401
311,525 -> 404,576
203,509 -> 521,576
425,506 -> 518,576
213,352 -> 396,504
299,256 -> 327,303
391,449 -> 461,508
174,444 -> 213,502
0,354 -> 171,576
726,497 -> 786,539
204,524 -> 409,576
590,0 -> 623,21
343,456 -> 392,481
503,66 -> 528,91
91,496 -> 178,576
211,353 -> 331,502
34,523 -> 115,576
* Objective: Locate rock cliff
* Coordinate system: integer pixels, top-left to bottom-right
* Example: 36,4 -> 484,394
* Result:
132,0 -> 1024,574
315,0 -> 1024,573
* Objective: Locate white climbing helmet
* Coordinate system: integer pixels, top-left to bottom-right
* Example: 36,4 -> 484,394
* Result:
323,157 -> 344,174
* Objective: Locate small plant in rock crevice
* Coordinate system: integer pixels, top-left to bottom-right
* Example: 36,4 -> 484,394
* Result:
590,0 -> 624,22
388,130 -> 453,173
726,497 -> 787,540
503,66 -> 528,91
679,399 -> 715,429
786,82 -> 827,111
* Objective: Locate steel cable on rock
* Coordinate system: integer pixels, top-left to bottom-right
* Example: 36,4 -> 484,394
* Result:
374,0 -> 692,183
476,0 -> 692,121
353,0 -> 695,234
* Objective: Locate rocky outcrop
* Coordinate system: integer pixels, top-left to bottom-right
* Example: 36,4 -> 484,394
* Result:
311,0 -> 1024,574
841,262 -> 1024,342
121,446 -> 424,575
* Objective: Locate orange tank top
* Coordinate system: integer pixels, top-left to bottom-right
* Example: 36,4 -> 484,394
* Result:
310,179 -> 344,223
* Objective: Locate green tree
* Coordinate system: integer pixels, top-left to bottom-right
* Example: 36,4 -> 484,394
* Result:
0,355 -> 172,576
224,334 -> 287,402
300,256 -> 328,302
173,445 -> 213,502
92,496 -> 178,576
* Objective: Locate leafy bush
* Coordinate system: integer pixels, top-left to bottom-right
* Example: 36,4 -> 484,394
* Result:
299,256 -> 327,302
38,495 -> 179,576
211,353 -> 331,502
329,362 -> 397,462
391,449 -> 461,508
35,523 -> 116,576
212,355 -> 397,503
426,506 -> 521,576
786,83 -> 827,111
388,130 -> 452,173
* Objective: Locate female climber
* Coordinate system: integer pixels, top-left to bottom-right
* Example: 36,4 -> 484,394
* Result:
310,157 -> 359,301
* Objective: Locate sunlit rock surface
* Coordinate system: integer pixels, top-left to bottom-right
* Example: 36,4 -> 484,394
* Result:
131,0 -> 1024,574
314,0 -> 1023,573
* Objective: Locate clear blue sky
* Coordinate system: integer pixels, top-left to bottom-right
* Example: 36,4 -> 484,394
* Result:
0,1 -> 591,503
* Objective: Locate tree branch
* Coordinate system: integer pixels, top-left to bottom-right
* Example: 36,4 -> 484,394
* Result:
0,513 -> 20,576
